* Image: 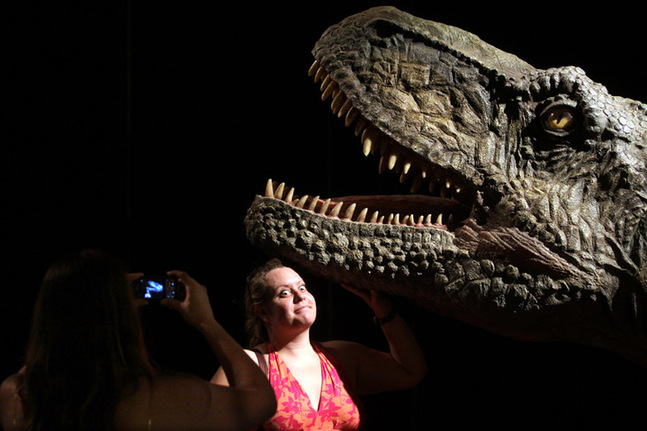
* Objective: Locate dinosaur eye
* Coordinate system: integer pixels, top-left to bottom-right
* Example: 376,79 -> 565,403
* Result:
541,106 -> 578,135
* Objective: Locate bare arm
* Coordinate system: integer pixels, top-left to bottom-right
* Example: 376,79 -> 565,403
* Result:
325,285 -> 427,395
153,271 -> 276,430
210,349 -> 259,386
0,373 -> 28,431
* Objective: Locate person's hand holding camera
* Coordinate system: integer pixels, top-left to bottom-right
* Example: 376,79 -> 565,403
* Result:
161,270 -> 216,331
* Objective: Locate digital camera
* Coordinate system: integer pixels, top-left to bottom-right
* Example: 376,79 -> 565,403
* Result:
132,276 -> 185,300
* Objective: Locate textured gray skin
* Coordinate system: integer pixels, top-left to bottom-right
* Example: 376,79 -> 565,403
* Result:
245,6 -> 647,365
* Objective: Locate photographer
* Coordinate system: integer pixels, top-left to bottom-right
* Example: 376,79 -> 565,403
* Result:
0,249 -> 276,431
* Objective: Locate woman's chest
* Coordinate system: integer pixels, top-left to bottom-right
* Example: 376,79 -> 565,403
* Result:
280,356 -> 322,409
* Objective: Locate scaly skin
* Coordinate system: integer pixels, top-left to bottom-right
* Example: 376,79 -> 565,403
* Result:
244,6 -> 647,365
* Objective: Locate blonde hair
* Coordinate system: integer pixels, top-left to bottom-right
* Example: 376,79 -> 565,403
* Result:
244,258 -> 285,347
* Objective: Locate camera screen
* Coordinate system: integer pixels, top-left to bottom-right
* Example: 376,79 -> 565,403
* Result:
142,278 -> 165,299
132,277 -> 182,300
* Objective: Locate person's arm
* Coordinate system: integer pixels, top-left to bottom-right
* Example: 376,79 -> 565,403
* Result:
0,373 -> 28,431
325,285 -> 427,395
155,271 -> 276,430
210,349 -> 260,386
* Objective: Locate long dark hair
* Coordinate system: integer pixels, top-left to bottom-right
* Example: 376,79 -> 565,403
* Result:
18,249 -> 153,431
244,258 -> 285,347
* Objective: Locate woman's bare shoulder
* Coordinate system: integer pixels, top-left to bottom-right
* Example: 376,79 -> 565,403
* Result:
0,372 -> 27,430
0,373 -> 19,395
318,340 -> 365,367
319,339 -> 364,355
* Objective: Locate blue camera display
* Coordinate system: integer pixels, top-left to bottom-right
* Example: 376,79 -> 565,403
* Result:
132,276 -> 184,300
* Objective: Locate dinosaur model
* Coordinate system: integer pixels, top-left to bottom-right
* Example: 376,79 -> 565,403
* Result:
244,6 -> 647,366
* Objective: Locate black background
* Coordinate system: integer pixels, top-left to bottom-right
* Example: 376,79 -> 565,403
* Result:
3,1 -> 647,428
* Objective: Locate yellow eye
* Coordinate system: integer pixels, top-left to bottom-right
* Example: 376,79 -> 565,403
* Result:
542,106 -> 577,133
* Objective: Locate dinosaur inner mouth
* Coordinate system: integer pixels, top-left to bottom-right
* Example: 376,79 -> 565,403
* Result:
259,60 -> 475,231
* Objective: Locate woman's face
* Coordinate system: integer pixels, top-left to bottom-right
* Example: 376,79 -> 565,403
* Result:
260,267 -> 317,333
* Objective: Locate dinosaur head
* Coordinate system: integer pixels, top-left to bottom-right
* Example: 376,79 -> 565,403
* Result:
245,6 -> 647,364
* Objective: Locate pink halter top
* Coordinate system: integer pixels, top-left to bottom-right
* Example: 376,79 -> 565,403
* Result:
260,343 -> 361,430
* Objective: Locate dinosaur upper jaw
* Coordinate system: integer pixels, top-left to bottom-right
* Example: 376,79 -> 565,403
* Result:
256,60 -> 479,233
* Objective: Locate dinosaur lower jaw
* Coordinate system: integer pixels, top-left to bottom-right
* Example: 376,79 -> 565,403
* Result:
263,179 -> 470,230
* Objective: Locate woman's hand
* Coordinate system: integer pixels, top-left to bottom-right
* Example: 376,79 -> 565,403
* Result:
340,283 -> 393,318
161,271 -> 216,329
127,272 -> 148,309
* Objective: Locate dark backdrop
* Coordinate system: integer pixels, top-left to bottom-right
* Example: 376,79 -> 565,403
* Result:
3,2 -> 647,429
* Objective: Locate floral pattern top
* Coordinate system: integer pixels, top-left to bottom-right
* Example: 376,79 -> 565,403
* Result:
261,343 -> 361,430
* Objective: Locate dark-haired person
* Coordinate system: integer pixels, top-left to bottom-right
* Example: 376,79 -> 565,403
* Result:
0,249 -> 276,431
211,258 -> 427,430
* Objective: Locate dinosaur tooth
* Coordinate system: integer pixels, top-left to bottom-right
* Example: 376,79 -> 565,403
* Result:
387,153 -> 398,170
307,60 -> 316,75
338,98 -> 353,118
331,90 -> 346,115
275,182 -> 285,200
354,116 -> 368,136
361,127 -> 380,155
357,207 -> 368,222
307,196 -> 319,211
296,195 -> 308,209
285,187 -> 295,204
314,68 -> 326,84
321,78 -> 337,101
399,169 -> 410,184
330,201 -> 343,218
265,179 -> 274,198
343,203 -> 356,220
402,161 -> 412,175
362,135 -> 374,157
344,105 -> 359,126
378,155 -> 389,174
308,59 -> 322,80
319,198 -> 331,215
319,74 -> 331,92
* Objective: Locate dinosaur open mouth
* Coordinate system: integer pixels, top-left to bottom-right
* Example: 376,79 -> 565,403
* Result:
258,60 -> 475,232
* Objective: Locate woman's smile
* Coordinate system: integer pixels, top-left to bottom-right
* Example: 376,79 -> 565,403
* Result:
294,304 -> 312,313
